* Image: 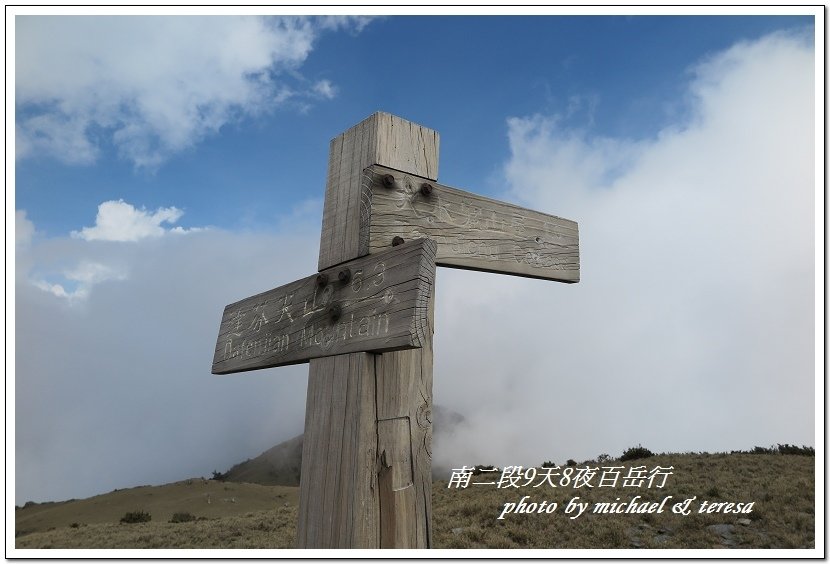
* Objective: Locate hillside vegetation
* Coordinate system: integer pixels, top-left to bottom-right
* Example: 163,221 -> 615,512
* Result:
16,452 -> 814,550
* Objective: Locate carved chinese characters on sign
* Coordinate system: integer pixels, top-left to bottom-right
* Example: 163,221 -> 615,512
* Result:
211,238 -> 436,374
363,166 -> 580,282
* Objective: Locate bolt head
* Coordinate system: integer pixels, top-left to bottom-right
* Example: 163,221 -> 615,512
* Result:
392,236 -> 405,247
382,174 -> 396,189
338,268 -> 351,283
328,304 -> 342,321
316,273 -> 329,286
420,183 -> 433,196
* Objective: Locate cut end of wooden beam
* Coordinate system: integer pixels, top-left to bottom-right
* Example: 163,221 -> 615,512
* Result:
371,112 -> 440,181
409,238 -> 437,348
318,112 -> 441,271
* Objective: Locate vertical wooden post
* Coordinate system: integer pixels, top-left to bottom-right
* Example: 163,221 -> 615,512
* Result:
297,113 -> 440,548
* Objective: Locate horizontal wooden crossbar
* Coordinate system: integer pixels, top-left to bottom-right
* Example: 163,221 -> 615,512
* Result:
211,238 -> 437,374
361,165 -> 580,283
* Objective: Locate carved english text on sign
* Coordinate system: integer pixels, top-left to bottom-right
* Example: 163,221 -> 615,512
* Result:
212,238 -> 437,374
361,165 -> 579,283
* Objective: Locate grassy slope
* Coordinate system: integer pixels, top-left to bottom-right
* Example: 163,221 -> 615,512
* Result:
15,453 -> 814,550
15,479 -> 299,539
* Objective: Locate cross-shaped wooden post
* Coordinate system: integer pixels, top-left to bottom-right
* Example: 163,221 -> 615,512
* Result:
212,112 -> 579,549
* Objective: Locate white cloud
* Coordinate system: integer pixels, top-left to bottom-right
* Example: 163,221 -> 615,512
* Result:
16,210 -> 35,247
22,200 -> 189,304
312,79 -> 337,100
71,200 -> 192,242
66,261 -> 127,285
32,279 -> 71,299
433,30 -> 815,469
15,114 -> 98,164
170,226 -> 206,235
15,16 -> 364,168
317,15 -> 375,33
23,200 -> 202,304
31,261 -> 127,302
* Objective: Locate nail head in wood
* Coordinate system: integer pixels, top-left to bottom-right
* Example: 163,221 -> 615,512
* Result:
316,273 -> 329,286
382,174 -> 396,189
338,268 -> 351,284
392,236 -> 405,247
419,183 -> 433,197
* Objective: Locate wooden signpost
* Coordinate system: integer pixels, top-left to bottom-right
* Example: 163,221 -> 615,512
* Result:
212,112 -> 580,549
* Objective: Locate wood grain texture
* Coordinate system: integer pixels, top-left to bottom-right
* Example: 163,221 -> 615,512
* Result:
297,353 -> 378,547
299,113 -> 438,549
318,112 -> 439,272
212,239 -> 436,374
362,165 -> 580,283
375,286 -> 435,549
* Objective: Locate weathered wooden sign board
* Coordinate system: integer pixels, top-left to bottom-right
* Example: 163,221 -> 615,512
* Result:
361,165 -> 579,282
212,238 -> 436,374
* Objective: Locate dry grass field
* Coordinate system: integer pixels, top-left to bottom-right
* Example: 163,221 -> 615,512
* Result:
432,453 -> 814,549
15,479 -> 299,549
16,453 -> 814,550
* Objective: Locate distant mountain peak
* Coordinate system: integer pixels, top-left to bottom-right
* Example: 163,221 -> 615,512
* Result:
223,406 -> 466,487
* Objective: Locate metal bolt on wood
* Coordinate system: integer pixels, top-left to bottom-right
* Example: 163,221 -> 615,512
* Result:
392,236 -> 405,246
382,174 -> 396,189
338,268 -> 351,283
328,304 -> 342,322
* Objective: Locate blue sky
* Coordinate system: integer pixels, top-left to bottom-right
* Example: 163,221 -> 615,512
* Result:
11,10 -> 820,505
16,15 -> 813,237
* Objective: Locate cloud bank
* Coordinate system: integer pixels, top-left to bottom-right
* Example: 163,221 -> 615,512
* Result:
16,212 -> 321,502
15,16 -> 366,168
432,30 -> 815,469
